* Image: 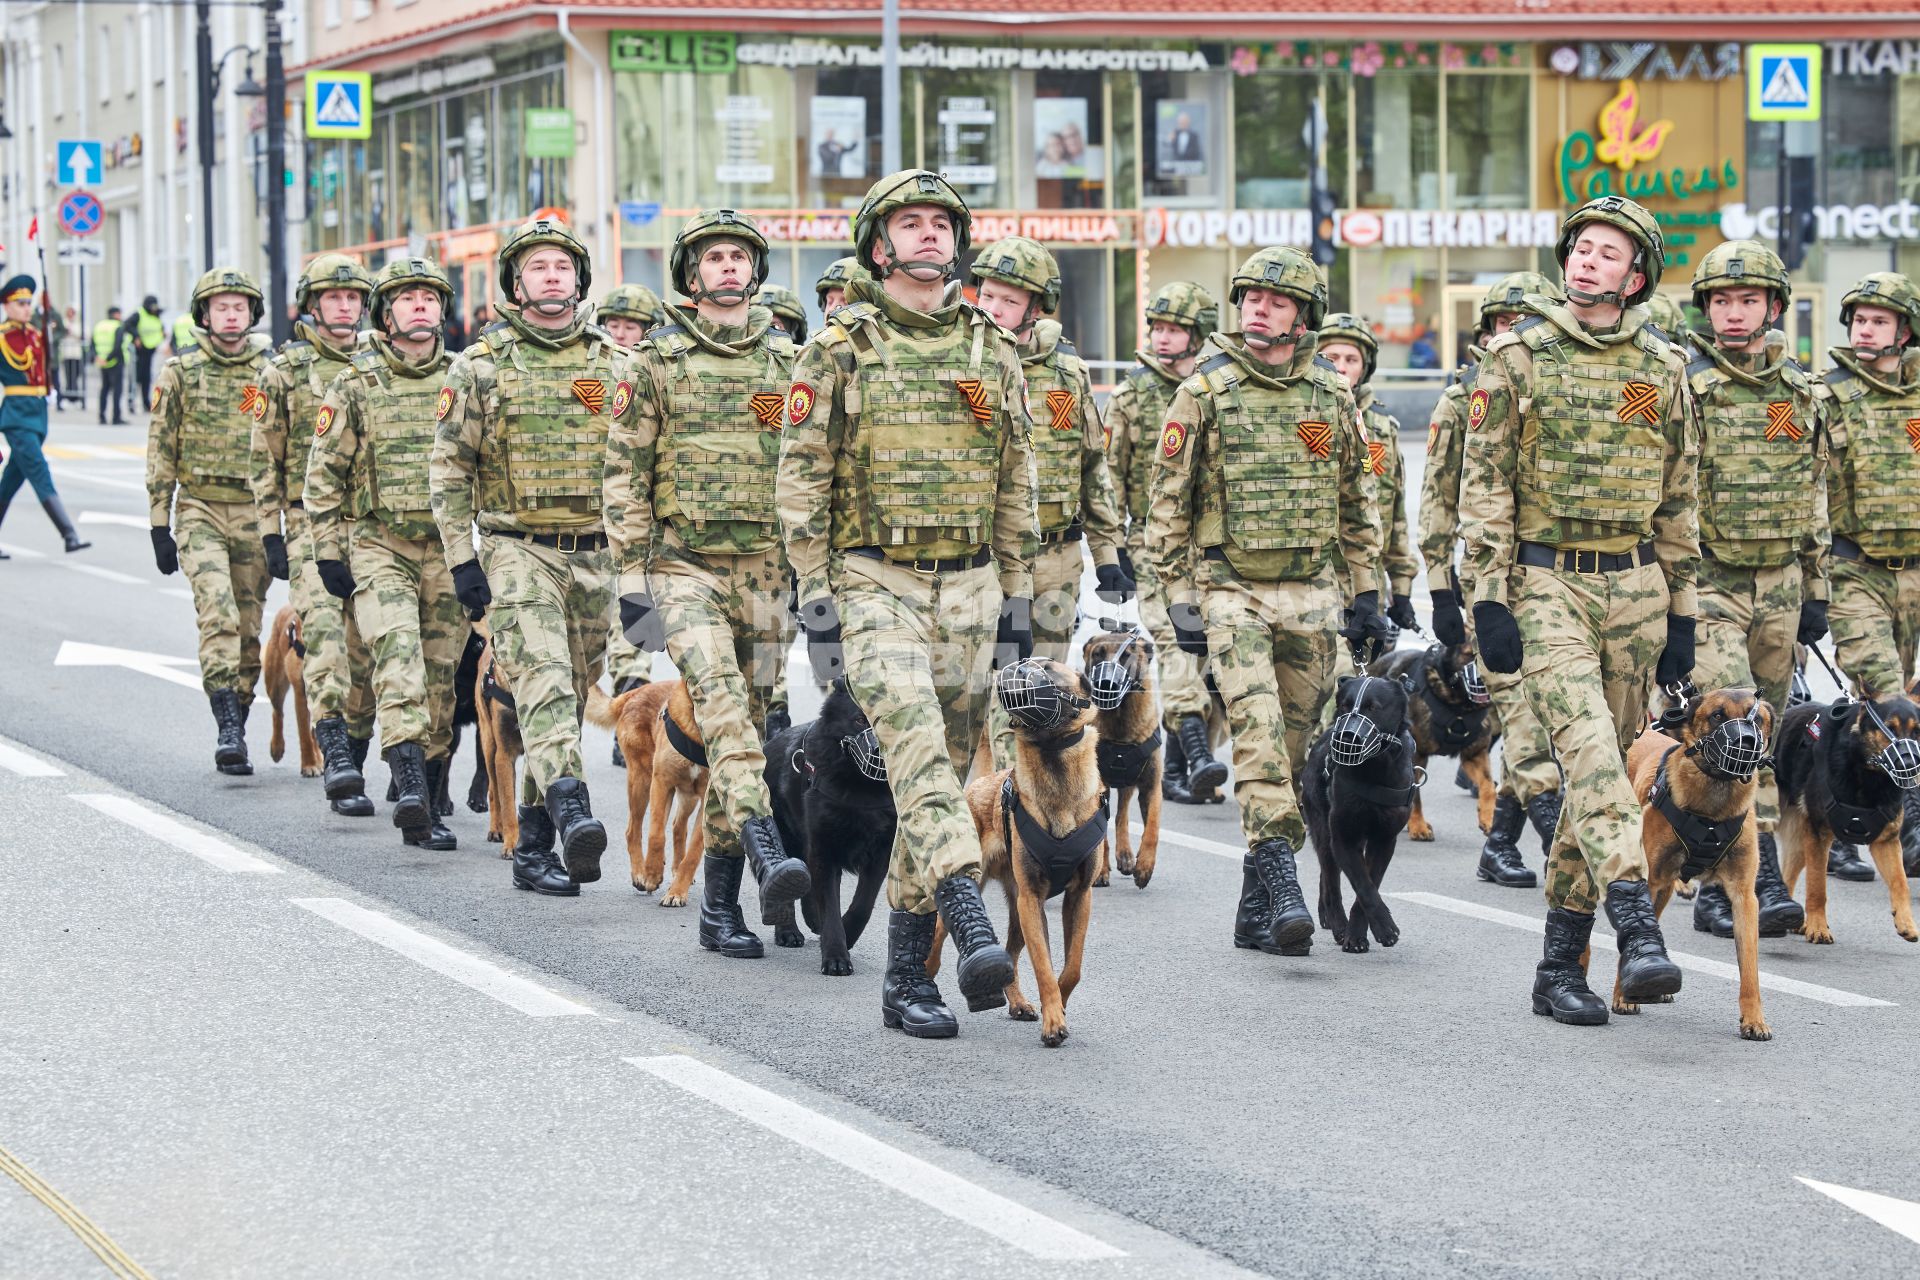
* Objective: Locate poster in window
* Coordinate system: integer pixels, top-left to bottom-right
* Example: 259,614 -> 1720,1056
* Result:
811,95 -> 868,180
1155,99 -> 1209,179
1033,98 -> 1096,180
937,96 -> 997,188
715,94 -> 775,185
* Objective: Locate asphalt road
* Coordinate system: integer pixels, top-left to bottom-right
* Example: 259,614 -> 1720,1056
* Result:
3,414 -> 1917,1279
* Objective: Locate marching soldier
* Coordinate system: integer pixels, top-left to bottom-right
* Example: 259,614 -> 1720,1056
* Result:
147,268 -> 275,773
432,217 -> 622,896
968,236 -> 1128,768
1106,282 -> 1228,804
1418,273 -> 1565,888
1644,290 -> 1690,342
1681,241 -> 1818,935
606,210 -> 812,957
0,275 -> 90,556
755,284 -> 810,346
815,256 -> 861,318
1148,246 -> 1388,956
594,281 -> 670,728
1317,312 -> 1417,628
1460,196 -> 1697,1026
256,254 -> 378,817
1818,272 -> 1920,878
779,169 -> 1035,1038
307,258 -> 464,851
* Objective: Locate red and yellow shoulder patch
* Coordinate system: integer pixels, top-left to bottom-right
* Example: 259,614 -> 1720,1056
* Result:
611,381 -> 634,419
1161,421 -> 1186,458
1467,388 -> 1490,431
315,405 -> 335,438
788,382 -> 816,426
435,386 -> 456,421
1427,420 -> 1439,451
240,384 -> 266,420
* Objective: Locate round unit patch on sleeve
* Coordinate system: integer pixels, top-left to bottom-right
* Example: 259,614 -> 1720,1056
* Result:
315,405 -> 335,438
611,380 -> 634,418
1467,387 -> 1490,431
788,382 -> 816,426
1161,422 -> 1186,458
435,386 -> 456,421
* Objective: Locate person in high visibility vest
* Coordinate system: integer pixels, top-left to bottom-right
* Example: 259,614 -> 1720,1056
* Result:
91,306 -> 133,424
132,295 -> 166,412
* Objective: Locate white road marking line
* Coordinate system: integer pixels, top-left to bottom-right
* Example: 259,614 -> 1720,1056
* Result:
51,470 -> 147,494
291,897 -> 596,1018
0,740 -> 65,777
0,542 -> 45,559
73,793 -> 281,875
54,640 -> 202,690
628,1053 -> 1126,1262
1798,1177 -> 1920,1246
1390,891 -> 1895,1008
158,587 -> 194,600
66,562 -> 147,586
77,511 -> 150,528
1155,828 -> 1241,860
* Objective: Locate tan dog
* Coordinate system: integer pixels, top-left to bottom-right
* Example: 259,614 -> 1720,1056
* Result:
472,638 -> 525,851
587,678 -> 710,905
263,604 -> 319,776
1622,688 -> 1775,1041
1081,627 -> 1162,889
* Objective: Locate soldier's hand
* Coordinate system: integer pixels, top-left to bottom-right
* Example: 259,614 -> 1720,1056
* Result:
262,533 -> 289,582
1472,601 -> 1524,674
1797,598 -> 1829,646
452,560 -> 492,621
1340,590 -> 1394,662
995,597 -> 1035,668
1388,593 -> 1418,632
316,559 -> 357,600
619,593 -> 666,654
799,596 -> 843,683
1655,614 -> 1696,688
1094,562 -> 1136,606
1169,602 -> 1208,658
150,526 -> 179,576
1116,548 -> 1136,584
1429,588 -> 1467,647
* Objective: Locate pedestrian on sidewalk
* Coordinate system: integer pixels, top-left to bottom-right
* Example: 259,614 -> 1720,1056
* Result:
131,295 -> 166,412
92,305 -> 132,424
56,305 -> 85,406
0,275 -> 92,557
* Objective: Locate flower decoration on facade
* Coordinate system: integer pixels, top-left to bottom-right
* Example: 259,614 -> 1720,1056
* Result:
1481,45 -> 1501,65
1230,45 -> 1261,76
1549,46 -> 1580,76
1351,42 -> 1385,78
1441,44 -> 1466,70
1321,49 -> 1341,68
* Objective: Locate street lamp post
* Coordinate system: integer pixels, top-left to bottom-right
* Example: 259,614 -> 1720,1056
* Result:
195,0 -> 286,348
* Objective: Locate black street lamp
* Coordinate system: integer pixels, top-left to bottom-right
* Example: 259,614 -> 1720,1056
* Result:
195,0 -> 289,346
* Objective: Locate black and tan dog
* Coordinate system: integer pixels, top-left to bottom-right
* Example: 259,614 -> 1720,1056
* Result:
1623,687 -> 1774,1040
1081,626 -> 1162,890
264,604 -> 319,776
1774,686 -> 1920,946
763,679 -> 897,973
932,658 -> 1105,1047
1370,641 -> 1495,841
1304,672 -> 1417,954
472,637 -> 526,851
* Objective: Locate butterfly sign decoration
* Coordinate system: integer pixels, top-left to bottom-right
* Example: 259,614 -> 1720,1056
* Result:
1594,80 -> 1673,174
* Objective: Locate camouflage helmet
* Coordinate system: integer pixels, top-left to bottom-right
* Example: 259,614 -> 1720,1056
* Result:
497,216 -> 591,304
1554,196 -> 1664,307
370,256 -> 452,333
1143,281 -> 1219,349
815,256 -> 862,309
1227,246 -> 1328,332
969,237 -> 1062,315
596,283 -> 666,331
669,209 -> 770,305
754,284 -> 809,345
1477,271 -> 1558,333
1317,312 -> 1379,384
1839,272 -> 1920,348
1642,291 -> 1691,338
1690,240 -> 1790,316
191,266 -> 264,328
294,253 -> 374,314
853,169 -> 972,282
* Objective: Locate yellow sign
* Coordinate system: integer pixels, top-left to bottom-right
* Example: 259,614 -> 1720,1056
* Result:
1594,82 -> 1672,173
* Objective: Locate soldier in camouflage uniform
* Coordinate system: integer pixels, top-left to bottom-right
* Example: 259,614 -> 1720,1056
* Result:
1418,273 -> 1565,888
1644,290 -> 1691,342
1460,196 -> 1697,1025
816,256 -> 861,318
756,283 -> 810,347
594,282 -> 670,720
969,236 -> 1129,769
1317,313 -> 1417,623
1681,240 -> 1819,935
432,218 -> 624,897
308,257 -> 464,851
778,169 -> 1036,1038
147,268 -> 275,774
1107,282 -> 1228,804
255,254 -> 378,815
606,210 -> 812,958
1148,246 -> 1388,956
1818,272 -> 1920,878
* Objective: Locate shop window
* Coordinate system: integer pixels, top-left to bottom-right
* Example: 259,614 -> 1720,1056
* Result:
441,93 -> 493,232
393,103 -> 440,239
638,64 -> 794,209
1141,70 -> 1225,204
1823,76 -> 1897,209
1028,71 -> 1107,210
1234,73 -> 1349,210
614,70 -> 667,203
802,68 -> 884,208
1445,74 -> 1530,209
498,69 -> 571,222
1355,71 -> 1438,209
1348,247 -> 1443,372
923,70 -> 1016,210
1053,247 -> 1114,364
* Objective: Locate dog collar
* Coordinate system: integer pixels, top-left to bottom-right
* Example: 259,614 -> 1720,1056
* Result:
1001,776 -> 1109,899
1649,748 -> 1746,881
1096,727 -> 1163,789
660,705 -> 708,768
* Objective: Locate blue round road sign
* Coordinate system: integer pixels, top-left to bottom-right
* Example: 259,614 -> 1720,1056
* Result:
59,190 -> 103,237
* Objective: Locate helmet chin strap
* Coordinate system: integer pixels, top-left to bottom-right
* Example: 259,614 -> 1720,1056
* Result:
877,228 -> 955,283
1853,342 -> 1900,361
1713,329 -> 1764,351
314,315 -> 360,339
1562,283 -> 1626,308
393,322 -> 440,342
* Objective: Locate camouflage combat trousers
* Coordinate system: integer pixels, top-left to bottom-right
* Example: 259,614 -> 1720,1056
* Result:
1464,571 -> 1559,807
349,519 -> 463,759
654,540 -> 790,860
1515,560 -> 1666,914
176,496 -> 268,701
288,505 -> 375,737
988,535 -> 1083,768
1694,556 -> 1799,829
477,533 -> 612,802
603,628 -> 652,690
1130,528 -> 1209,732
1829,555 -> 1920,699
832,550 -> 999,915
1202,560 -> 1341,850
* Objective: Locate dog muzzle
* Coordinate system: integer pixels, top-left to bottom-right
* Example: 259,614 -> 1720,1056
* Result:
1689,709 -> 1769,781
839,727 -> 889,782
1087,633 -> 1143,711
1875,738 -> 1920,789
1329,710 -> 1390,767
1459,660 -> 1489,706
1788,667 -> 1812,709
997,658 -> 1089,732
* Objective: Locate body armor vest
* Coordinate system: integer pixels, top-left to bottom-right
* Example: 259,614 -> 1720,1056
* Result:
276,339 -> 354,504
1828,365 -> 1920,557
1023,326 -> 1090,534
648,323 -> 793,542
176,338 -> 269,495
1119,361 -> 1179,521
476,326 -> 616,517
1191,352 -> 1342,554
1689,350 -> 1818,553
352,346 -> 447,519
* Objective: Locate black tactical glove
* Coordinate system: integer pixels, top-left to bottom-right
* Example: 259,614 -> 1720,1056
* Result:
150,526 -> 179,576
1797,598 -> 1830,647
1094,561 -> 1136,606
1655,614 -> 1697,688
1430,587 -> 1467,648
452,560 -> 492,621
1473,600 -> 1524,674
262,532 -> 289,582
1388,593 -> 1418,631
1340,590 -> 1394,662
619,593 -> 666,653
316,559 -> 357,600
1169,602 -> 1208,658
995,597 -> 1035,667
799,597 -> 843,683
1116,547 -> 1136,584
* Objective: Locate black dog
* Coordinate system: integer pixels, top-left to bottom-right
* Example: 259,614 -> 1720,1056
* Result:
763,679 -> 898,974
383,626 -> 488,818
1369,641 -> 1495,842
1303,672 -> 1418,954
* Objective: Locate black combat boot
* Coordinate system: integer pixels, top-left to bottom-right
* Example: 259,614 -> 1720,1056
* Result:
934,875 -> 1015,1012
1902,792 -> 1920,877
544,777 -> 606,884
314,715 -> 366,805
41,496 -> 90,552
1753,832 -> 1804,936
1526,790 -> 1563,859
1177,713 -> 1227,802
383,742 -> 431,840
1233,851 -> 1271,950
403,757 -> 458,851
1252,837 -> 1315,951
698,853 -> 763,958
1532,907 -> 1608,1025
330,732 -> 375,816
1691,881 -> 1735,938
1161,728 -> 1194,804
510,804 -> 575,896
1606,879 -> 1683,1003
1828,840 -> 1875,882
881,910 -> 957,1038
208,689 -> 251,774
1476,793 -> 1536,887
741,814 -> 810,924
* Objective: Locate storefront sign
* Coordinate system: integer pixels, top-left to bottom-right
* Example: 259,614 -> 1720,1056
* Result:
1827,40 -> 1920,77
1560,42 -> 1742,82
747,212 -> 1125,245
611,31 -> 736,74
1144,207 -> 1560,251
524,109 -> 575,159
1556,81 -> 1740,205
374,57 -> 496,104
716,96 -> 775,186
1720,200 -> 1920,242
734,40 -> 1207,73
937,97 -> 997,188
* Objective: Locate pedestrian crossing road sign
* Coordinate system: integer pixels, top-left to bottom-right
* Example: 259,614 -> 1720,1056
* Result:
1749,45 -> 1822,122
306,71 -> 373,140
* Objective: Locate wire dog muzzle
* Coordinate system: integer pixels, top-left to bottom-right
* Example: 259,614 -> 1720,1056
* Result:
998,658 -> 1091,732
1687,704 -> 1769,781
1459,660 -> 1490,706
1329,675 -> 1397,767
1863,703 -> 1920,789
839,727 -> 889,782
1087,631 -> 1143,711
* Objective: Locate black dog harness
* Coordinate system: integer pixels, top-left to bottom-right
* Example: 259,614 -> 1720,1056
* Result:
1328,769 -> 1417,808
661,706 -> 707,768
1827,795 -> 1898,844
482,662 -> 514,711
1646,746 -> 1746,880
1096,727 -> 1162,790
1422,682 -> 1488,748
286,618 -> 306,660
999,777 -> 1109,899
